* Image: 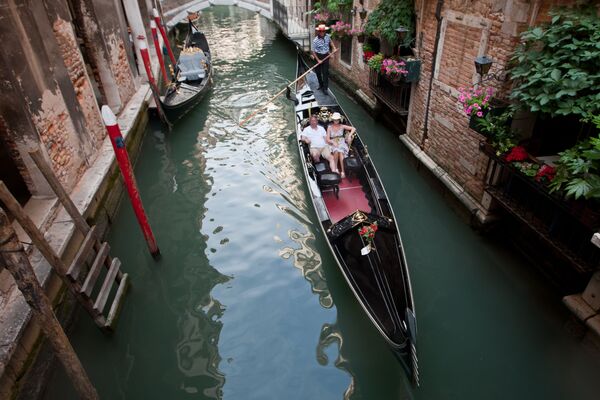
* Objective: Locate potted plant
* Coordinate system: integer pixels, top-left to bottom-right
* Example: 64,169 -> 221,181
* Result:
380,58 -> 408,85
367,53 -> 384,69
312,11 -> 331,24
362,43 -> 375,62
458,86 -> 495,133
477,110 -> 517,155
367,53 -> 384,85
330,21 -> 352,40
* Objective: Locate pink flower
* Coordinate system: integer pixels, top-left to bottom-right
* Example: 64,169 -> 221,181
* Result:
477,111 -> 483,117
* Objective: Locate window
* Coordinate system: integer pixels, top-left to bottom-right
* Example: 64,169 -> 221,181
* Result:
340,36 -> 352,65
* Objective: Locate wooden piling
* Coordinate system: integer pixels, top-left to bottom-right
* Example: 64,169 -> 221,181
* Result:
0,181 -> 106,326
0,208 -> 99,400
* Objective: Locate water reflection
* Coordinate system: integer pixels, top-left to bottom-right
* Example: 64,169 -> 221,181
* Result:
280,230 -> 333,308
316,322 -> 355,400
176,292 -> 227,397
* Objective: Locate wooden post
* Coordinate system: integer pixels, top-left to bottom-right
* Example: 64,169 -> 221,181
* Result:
0,182 -> 105,325
29,150 -> 89,236
0,208 -> 99,400
28,150 -> 123,281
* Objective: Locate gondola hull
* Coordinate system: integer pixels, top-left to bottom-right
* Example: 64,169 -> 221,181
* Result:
160,20 -> 212,124
290,53 -> 419,385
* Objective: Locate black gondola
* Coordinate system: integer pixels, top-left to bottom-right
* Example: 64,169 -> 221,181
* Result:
290,53 -> 419,385
160,18 -> 212,124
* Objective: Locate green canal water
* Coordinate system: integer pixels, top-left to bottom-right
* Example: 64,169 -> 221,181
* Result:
44,6 -> 600,400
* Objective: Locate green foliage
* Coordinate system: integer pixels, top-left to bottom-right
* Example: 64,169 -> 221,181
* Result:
479,110 -> 518,155
514,162 -> 540,177
362,42 -> 373,52
322,0 -> 352,13
364,0 -> 414,46
549,119 -> 600,200
509,7 -> 600,119
367,53 -> 384,71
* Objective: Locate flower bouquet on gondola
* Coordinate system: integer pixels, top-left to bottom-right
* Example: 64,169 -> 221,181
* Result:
359,222 -> 378,255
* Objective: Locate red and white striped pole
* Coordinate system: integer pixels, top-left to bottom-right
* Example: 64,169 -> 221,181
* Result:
150,20 -> 169,82
137,36 -> 170,126
153,8 -> 176,66
138,36 -> 160,96
101,106 -> 160,258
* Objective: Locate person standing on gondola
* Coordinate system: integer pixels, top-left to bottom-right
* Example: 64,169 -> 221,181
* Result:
312,24 -> 337,93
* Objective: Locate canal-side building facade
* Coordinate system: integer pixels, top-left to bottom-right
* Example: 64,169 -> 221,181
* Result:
324,0 -> 600,340
0,0 -> 157,397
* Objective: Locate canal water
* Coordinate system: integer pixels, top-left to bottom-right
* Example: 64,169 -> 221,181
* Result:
44,6 -> 600,400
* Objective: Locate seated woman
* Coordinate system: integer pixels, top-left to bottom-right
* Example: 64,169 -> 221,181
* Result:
326,112 -> 356,178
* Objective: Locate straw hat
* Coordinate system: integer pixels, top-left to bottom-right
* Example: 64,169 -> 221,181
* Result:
315,24 -> 329,32
331,112 -> 342,121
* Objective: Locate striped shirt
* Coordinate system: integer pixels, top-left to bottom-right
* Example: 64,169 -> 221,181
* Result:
313,34 -> 331,54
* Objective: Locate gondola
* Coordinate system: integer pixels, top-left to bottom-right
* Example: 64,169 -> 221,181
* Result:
160,17 -> 212,123
289,53 -> 419,385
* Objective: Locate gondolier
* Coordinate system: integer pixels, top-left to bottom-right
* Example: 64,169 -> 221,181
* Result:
312,24 -> 337,93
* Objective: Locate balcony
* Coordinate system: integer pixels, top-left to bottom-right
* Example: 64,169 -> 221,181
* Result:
481,143 -> 600,276
368,69 -> 411,116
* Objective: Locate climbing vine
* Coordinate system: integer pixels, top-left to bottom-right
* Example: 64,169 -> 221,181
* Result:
509,7 -> 600,119
363,0 -> 415,46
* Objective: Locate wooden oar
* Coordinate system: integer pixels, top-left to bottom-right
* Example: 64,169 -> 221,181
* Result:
239,49 -> 339,127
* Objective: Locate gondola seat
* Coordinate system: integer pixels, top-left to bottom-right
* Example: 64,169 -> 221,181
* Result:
318,172 -> 341,198
344,155 -> 361,182
314,162 -> 328,174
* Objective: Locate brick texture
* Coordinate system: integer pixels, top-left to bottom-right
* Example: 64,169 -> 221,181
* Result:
331,0 -> 582,205
52,18 -> 105,146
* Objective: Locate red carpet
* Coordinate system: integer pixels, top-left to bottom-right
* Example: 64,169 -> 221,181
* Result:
322,177 -> 371,222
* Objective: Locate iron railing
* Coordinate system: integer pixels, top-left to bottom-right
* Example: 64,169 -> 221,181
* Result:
369,69 -> 411,115
481,143 -> 600,274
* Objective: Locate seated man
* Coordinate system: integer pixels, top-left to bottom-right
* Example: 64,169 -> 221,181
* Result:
301,115 -> 337,173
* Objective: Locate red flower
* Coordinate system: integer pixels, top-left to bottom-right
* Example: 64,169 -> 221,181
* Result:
358,222 -> 379,244
505,146 -> 528,162
535,164 -> 556,183
363,50 -> 375,62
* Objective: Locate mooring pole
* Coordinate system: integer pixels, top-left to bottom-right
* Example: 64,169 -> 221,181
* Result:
150,20 -> 170,82
101,106 -> 160,258
153,8 -> 176,66
137,36 -> 170,127
0,208 -> 99,400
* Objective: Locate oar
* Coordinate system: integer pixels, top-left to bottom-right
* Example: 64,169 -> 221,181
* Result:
239,49 -> 339,127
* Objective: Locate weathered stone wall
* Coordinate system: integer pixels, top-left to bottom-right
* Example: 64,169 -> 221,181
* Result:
52,18 -> 105,145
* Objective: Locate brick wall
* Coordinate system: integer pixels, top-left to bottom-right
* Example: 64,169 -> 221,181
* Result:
327,0 -> 581,206
110,36 -> 137,104
31,91 -> 83,187
53,18 -> 105,146
407,0 -> 580,203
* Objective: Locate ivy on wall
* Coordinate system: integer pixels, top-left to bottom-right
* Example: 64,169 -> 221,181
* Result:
363,0 -> 415,46
509,7 -> 600,119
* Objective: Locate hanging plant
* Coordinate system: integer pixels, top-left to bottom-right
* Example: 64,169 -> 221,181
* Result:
364,0 -> 415,47
509,6 -> 600,119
